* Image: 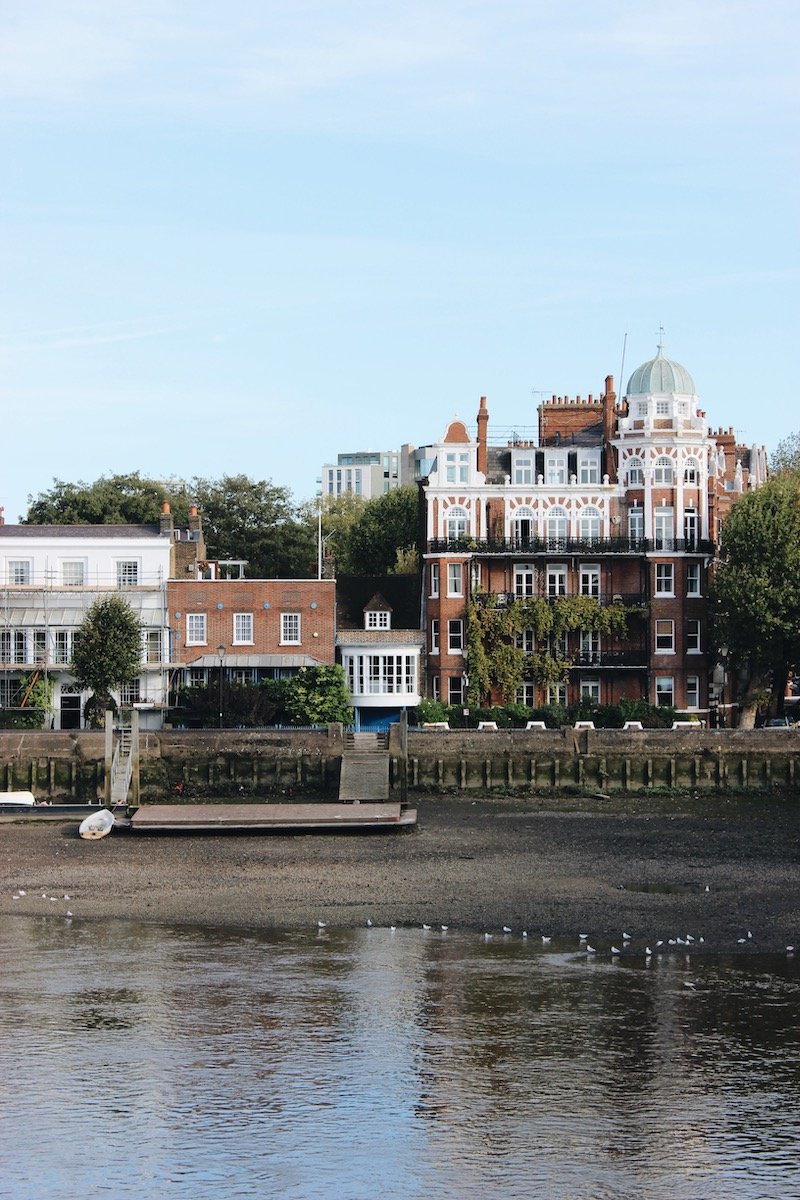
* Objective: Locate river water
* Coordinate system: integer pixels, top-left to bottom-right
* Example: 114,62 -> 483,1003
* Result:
1,917 -> 798,1200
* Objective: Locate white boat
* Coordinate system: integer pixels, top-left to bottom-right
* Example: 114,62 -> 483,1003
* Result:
78,809 -> 115,840
0,791 -> 37,810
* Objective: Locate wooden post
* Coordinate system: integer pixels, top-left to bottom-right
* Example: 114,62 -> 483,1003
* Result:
399,709 -> 408,806
104,709 -> 113,807
131,708 -> 140,808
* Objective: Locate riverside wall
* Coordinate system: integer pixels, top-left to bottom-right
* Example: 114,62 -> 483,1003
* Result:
1,725 -> 799,802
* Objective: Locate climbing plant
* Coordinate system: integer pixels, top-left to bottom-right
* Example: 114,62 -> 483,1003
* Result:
465,595 -> 634,705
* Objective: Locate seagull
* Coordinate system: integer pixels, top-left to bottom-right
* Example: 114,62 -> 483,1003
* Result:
441,925 -> 449,931
686,934 -> 695,943
611,946 -> 621,956
389,925 -> 396,932
586,944 -> 596,954
522,931 -> 528,939
704,884 -> 710,893
579,933 -> 589,942
655,940 -> 664,948
645,947 -> 653,956
699,937 -> 705,944
366,919 -> 373,927
786,945 -> 795,953
542,936 -> 551,944
684,981 -> 697,990
502,926 -> 512,934
748,930 -> 753,939
65,911 -> 73,918
622,932 -> 632,942
737,937 -> 747,944
484,932 -> 493,940
18,889 -> 26,897
63,893 -> 70,901
422,924 -> 431,931
317,921 -> 327,929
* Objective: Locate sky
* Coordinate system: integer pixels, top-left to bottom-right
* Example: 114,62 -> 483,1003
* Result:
1,1 -> 798,521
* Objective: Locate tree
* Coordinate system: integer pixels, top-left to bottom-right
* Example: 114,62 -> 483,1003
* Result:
72,596 -> 143,727
185,475 -> 316,579
283,665 -> 353,725
346,486 -> 420,574
771,431 -> 800,476
24,473 -> 192,525
711,473 -> 800,725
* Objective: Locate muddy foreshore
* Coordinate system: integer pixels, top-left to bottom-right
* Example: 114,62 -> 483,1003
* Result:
2,795 -> 799,953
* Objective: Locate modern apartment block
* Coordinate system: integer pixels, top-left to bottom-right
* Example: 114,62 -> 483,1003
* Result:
321,444 -> 436,499
422,343 -> 767,719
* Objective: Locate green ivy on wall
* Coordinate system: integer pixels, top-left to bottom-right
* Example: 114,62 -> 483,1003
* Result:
465,594 -> 636,705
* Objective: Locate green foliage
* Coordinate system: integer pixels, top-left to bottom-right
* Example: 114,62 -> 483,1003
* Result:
771,431 -> 800,476
711,473 -> 800,711
24,473 -> 193,526
346,486 -> 419,575
283,665 -> 353,725
192,474 -> 316,579
412,699 -> 676,730
72,596 -> 143,721
466,595 -> 632,704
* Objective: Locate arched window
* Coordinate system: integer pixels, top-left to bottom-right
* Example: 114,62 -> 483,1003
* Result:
512,505 -> 535,545
578,506 -> 601,541
546,506 -> 569,548
626,457 -> 644,486
654,456 -> 674,485
445,506 -> 469,541
684,456 -> 700,485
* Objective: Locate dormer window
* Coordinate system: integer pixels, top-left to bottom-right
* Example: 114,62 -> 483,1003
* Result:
445,452 -> 469,483
365,610 -> 390,630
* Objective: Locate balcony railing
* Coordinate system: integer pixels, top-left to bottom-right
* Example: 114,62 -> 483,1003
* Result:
474,591 -> 646,609
570,649 -> 648,668
428,536 -> 713,556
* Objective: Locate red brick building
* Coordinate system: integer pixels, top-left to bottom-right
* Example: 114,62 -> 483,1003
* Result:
422,342 -> 767,720
167,578 -> 336,689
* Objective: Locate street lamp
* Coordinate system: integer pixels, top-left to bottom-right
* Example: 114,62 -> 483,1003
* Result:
316,477 -> 323,581
217,644 -> 225,729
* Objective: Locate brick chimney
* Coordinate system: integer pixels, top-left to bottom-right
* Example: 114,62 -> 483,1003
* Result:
476,396 -> 489,476
159,500 -> 174,536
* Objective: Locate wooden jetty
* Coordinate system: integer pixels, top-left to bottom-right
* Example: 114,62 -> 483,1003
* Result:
129,801 -> 415,832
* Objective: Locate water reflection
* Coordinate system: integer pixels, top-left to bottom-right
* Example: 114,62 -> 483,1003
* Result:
1,917 -> 799,1199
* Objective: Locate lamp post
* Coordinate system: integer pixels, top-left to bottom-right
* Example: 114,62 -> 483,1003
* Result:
316,477 -> 323,581
217,644 -> 225,729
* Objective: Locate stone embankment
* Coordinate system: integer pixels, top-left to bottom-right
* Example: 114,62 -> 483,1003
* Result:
0,724 -> 798,803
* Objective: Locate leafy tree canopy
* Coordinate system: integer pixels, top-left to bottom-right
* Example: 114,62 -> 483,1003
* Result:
24,472 -> 317,579
771,431 -> 800,476
24,473 -> 193,526
345,485 -> 420,575
72,596 -> 143,724
711,473 -> 800,722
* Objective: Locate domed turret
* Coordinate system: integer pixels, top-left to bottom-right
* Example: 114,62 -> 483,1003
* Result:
626,341 -> 696,396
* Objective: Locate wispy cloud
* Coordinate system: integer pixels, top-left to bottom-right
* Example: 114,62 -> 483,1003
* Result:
0,316 -> 189,355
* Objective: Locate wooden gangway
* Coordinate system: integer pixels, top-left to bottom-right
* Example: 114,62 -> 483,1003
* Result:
338,731 -> 390,802
129,801 -> 415,832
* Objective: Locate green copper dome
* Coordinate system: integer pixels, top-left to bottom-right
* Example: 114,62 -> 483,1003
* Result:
626,343 -> 696,396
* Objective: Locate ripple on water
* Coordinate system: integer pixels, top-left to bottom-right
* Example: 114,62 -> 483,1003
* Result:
0,918 -> 799,1200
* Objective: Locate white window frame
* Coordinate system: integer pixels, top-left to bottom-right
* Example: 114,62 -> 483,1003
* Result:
447,619 -> 463,654
365,610 -> 390,630
118,679 -> 141,706
8,560 -> 31,585
61,561 -> 86,586
547,682 -> 567,707
655,676 -> 674,707
655,563 -> 674,596
546,506 -> 569,547
545,455 -> 566,485
186,613 -> 207,646
627,458 -> 644,486
514,456 -> 534,485
233,612 -> 254,645
578,507 -> 601,541
516,681 -> 536,707
686,676 -> 700,709
656,400 -> 670,416
686,563 -> 702,597
654,457 -> 674,485
686,618 -> 701,653
579,564 -> 600,597
447,563 -> 463,597
280,612 -> 301,645
448,675 -> 464,704
654,507 -> 674,549
655,619 -> 675,653
546,564 -> 567,598
578,453 -> 600,485
579,629 -> 600,663
516,627 -> 535,654
629,508 -> 644,543
514,563 -> 535,598
116,560 -> 139,588
430,562 -> 439,598
684,457 -> 700,485
445,506 -> 469,540
580,677 -> 600,703
430,618 -> 439,655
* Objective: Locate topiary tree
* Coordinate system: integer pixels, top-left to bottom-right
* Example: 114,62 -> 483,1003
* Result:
72,596 -> 143,727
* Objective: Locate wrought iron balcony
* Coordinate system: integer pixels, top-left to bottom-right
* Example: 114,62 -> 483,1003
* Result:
473,591 -> 647,610
428,536 -> 713,556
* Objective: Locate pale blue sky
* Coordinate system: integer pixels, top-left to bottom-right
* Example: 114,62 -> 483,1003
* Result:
1,1 -> 797,520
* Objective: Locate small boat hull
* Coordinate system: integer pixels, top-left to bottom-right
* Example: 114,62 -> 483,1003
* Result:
78,810 -> 115,840
0,791 -> 36,810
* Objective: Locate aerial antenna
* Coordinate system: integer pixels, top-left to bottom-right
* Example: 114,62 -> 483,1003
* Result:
619,331 -> 628,400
